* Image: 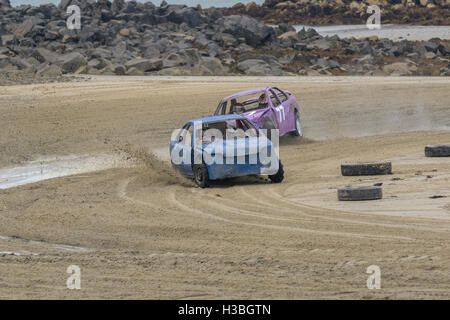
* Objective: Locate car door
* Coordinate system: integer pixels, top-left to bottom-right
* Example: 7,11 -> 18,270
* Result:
273,87 -> 295,133
170,123 -> 194,176
268,89 -> 289,135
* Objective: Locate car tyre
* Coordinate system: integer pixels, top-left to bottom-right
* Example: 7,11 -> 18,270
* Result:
425,144 -> 450,157
338,186 -> 382,201
290,110 -> 302,137
341,161 -> 392,176
193,164 -> 209,188
269,161 -> 284,183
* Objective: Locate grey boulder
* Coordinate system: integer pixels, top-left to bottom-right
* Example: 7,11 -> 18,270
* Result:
57,52 -> 87,73
125,58 -> 163,72
219,15 -> 276,47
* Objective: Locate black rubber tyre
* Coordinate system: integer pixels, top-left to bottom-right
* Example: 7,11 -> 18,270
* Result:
193,164 -> 209,188
341,161 -> 392,176
290,110 -> 303,137
269,161 -> 284,183
425,144 -> 450,157
338,186 -> 382,201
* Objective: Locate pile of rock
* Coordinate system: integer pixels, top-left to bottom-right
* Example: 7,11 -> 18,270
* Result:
0,0 -> 449,80
275,25 -> 450,75
0,0 -> 281,77
223,0 -> 450,25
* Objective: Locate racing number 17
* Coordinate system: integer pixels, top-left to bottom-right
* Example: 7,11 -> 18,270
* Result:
275,106 -> 285,123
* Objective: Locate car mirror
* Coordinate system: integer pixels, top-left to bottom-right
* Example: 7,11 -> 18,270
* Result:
178,136 -> 183,142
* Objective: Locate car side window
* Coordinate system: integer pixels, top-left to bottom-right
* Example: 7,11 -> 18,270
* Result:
221,101 -> 228,115
186,125 -> 193,146
274,88 -> 288,102
179,125 -> 193,146
269,90 -> 281,107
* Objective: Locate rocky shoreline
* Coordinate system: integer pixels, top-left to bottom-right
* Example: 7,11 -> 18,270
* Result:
0,0 -> 449,85
222,0 -> 450,26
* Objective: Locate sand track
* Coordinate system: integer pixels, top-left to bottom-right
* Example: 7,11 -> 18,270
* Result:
123,176 -> 417,241
0,76 -> 449,299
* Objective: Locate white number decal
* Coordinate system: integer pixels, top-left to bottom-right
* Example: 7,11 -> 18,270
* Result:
275,106 -> 285,122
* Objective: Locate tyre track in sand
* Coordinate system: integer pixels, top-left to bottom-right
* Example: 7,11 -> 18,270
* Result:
227,182 -> 450,234
117,174 -> 415,241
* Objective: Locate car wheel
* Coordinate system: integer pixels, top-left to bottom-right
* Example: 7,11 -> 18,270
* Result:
338,185 -> 383,201
341,161 -> 392,176
193,164 -> 209,188
269,161 -> 284,183
425,144 -> 450,157
290,110 -> 302,137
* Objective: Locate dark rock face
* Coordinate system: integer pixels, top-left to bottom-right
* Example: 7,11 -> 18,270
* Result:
218,15 -> 276,47
221,0 -> 450,25
57,52 -> 87,73
166,6 -> 204,27
32,48 -> 61,64
424,41 -> 440,52
0,0 -> 448,79
125,58 -> 163,72
58,0 -> 71,10
0,0 -> 11,8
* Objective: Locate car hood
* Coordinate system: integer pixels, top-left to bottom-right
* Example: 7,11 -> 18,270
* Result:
201,137 -> 271,157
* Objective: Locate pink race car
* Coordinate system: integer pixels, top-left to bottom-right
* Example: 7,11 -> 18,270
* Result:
214,86 -> 303,139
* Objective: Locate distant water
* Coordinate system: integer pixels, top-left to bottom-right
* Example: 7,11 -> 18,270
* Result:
295,24 -> 450,41
10,0 -> 264,7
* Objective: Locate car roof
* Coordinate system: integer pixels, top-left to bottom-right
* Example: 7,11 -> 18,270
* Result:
189,114 -> 247,124
221,87 -> 273,102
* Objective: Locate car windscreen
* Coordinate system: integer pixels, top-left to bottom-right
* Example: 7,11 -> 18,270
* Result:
199,120 -> 258,143
226,91 -> 269,114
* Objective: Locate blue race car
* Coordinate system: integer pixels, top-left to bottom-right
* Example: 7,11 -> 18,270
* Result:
170,114 -> 284,188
